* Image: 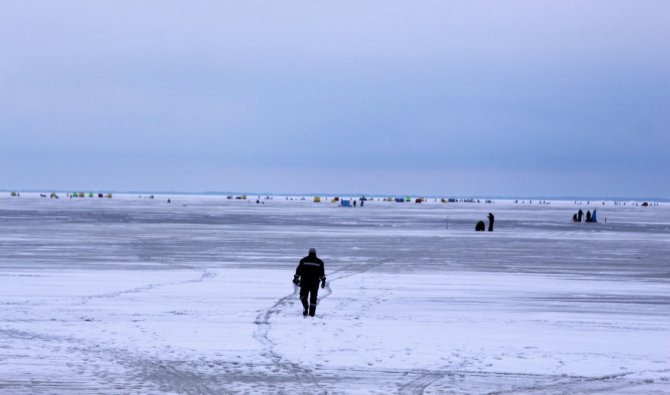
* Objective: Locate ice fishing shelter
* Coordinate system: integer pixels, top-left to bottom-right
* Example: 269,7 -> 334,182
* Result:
314,197 -> 321,203
341,200 -> 351,207
394,197 -> 404,203
591,209 -> 598,222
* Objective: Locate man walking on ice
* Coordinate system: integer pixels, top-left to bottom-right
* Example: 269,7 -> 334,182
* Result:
293,248 -> 326,317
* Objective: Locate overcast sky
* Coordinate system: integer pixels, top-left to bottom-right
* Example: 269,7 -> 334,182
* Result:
1,1 -> 668,197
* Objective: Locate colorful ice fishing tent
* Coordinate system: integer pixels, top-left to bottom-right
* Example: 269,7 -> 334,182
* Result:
341,200 -> 351,207
591,209 -> 597,222
314,197 -> 321,203
405,197 -> 411,202
395,197 -> 404,203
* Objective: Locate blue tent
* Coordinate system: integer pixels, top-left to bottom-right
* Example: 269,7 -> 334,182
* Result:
591,209 -> 597,222
341,200 -> 351,207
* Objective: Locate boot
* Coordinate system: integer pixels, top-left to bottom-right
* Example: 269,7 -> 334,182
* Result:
309,305 -> 316,317
300,297 -> 309,316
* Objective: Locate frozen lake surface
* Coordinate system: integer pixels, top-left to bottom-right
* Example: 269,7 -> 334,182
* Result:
1,195 -> 669,394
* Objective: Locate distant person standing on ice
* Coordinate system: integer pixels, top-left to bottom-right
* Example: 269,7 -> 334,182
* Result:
577,209 -> 584,222
293,248 -> 326,317
487,213 -> 495,232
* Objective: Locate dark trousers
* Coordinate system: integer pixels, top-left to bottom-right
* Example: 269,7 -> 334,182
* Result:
300,283 -> 319,315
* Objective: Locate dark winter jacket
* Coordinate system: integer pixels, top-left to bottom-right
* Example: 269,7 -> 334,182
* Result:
295,252 -> 326,286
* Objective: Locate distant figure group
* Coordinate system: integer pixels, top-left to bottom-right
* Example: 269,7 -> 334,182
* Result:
476,213 -> 495,232
339,197 -> 366,207
572,209 -> 597,223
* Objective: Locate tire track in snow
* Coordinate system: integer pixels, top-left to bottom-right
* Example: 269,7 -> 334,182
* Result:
138,362 -> 219,395
396,367 -> 670,395
79,270 -> 217,304
398,372 -> 445,395
60,267 -> 222,394
0,328 -> 224,394
317,259 -> 387,302
252,287 -> 324,393
486,368 -> 670,395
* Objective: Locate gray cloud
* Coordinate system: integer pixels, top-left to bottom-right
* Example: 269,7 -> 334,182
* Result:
1,1 -> 669,197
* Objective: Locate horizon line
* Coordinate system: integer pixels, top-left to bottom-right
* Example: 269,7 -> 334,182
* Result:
1,188 -> 667,202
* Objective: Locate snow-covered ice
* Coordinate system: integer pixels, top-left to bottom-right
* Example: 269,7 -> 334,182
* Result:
1,195 -> 669,394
